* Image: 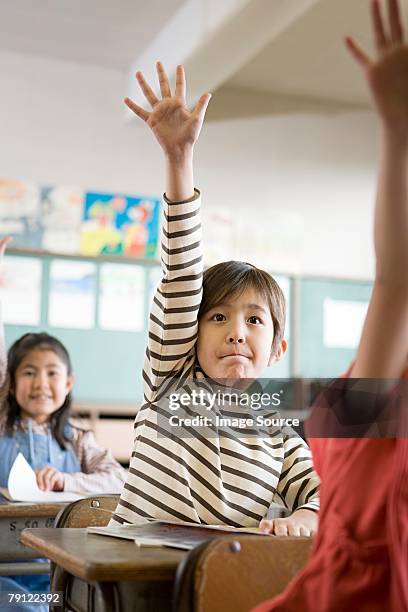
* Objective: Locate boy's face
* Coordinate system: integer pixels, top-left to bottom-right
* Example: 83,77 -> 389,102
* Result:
197,287 -> 286,382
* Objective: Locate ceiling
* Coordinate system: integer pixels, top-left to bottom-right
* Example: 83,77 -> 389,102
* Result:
1,0 -> 407,117
0,0 -> 185,70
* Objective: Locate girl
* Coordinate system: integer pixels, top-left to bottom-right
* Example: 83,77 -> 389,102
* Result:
0,331 -> 127,494
110,63 -> 320,533
0,243 -> 127,609
255,0 -> 408,610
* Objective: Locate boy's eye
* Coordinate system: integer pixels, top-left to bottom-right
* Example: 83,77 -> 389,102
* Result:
248,316 -> 262,324
211,313 -> 226,322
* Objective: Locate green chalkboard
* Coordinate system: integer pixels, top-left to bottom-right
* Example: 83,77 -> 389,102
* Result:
299,277 -> 373,377
4,252 -> 157,404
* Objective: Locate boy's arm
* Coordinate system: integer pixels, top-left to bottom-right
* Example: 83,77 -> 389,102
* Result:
125,64 -> 211,401
346,0 -> 408,378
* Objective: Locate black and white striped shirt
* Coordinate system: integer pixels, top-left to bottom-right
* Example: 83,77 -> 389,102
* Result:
111,190 -> 319,527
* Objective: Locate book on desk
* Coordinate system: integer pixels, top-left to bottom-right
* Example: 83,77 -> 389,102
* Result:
87,519 -> 269,550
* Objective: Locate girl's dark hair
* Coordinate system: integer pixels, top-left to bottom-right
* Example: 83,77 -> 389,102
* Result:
199,261 -> 286,354
6,333 -> 73,450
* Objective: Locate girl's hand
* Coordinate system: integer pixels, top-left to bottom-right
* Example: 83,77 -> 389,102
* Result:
259,508 -> 318,537
125,62 -> 211,161
0,236 -> 12,260
346,0 -> 408,131
36,466 -> 65,492
0,236 -> 12,284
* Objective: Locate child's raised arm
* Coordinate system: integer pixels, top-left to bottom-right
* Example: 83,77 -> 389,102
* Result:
125,65 -> 211,401
346,0 -> 408,378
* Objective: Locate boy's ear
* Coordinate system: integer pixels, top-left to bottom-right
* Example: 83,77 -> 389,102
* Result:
66,375 -> 74,395
268,339 -> 287,366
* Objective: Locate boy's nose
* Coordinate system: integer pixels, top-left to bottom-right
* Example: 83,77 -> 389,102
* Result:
228,336 -> 245,343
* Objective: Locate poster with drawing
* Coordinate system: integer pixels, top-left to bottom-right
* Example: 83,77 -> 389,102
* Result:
48,260 -> 96,329
98,263 -> 145,332
80,192 -> 160,259
0,256 -> 42,325
40,186 -> 83,254
0,179 -> 42,249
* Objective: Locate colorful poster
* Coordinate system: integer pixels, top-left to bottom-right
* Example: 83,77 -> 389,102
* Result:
48,260 -> 96,329
80,192 -> 160,259
40,186 -> 83,254
0,179 -> 42,248
0,256 -> 42,325
98,263 -> 145,332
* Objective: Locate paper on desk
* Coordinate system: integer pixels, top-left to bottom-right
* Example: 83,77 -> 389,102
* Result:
7,453 -> 81,502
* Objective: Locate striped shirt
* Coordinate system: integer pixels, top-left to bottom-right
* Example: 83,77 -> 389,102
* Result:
111,190 -> 319,527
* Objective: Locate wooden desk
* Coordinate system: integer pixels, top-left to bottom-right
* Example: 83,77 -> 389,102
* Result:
0,499 -> 64,575
21,528 -> 186,612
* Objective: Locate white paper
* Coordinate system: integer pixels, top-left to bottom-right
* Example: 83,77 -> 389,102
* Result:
48,260 -> 96,329
323,298 -> 368,349
98,263 -> 144,331
7,453 -> 81,503
0,256 -> 42,325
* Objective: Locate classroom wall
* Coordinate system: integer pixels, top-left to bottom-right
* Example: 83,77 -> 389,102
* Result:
0,49 -> 377,280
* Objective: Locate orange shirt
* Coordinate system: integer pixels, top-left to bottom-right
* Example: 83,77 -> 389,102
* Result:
253,373 -> 408,612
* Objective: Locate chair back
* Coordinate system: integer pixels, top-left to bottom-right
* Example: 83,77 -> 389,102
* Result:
173,535 -> 314,612
51,495 -> 120,611
53,494 -> 120,528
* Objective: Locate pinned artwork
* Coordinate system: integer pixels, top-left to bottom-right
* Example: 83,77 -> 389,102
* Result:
80,192 -> 160,259
0,179 -> 42,249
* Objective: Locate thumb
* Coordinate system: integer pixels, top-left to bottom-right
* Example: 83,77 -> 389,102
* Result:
193,93 -> 212,123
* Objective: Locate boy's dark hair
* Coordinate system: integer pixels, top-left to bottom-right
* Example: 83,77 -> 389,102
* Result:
6,332 -> 73,450
198,261 -> 286,353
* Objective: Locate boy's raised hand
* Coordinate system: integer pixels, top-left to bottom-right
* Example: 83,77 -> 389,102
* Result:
125,62 -> 211,160
346,0 -> 408,130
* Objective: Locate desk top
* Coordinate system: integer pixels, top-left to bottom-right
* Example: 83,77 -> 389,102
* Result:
0,499 -> 65,518
21,528 -> 186,582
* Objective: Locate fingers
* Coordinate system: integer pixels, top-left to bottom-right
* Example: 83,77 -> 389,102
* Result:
136,71 -> 159,107
193,93 -> 212,123
388,0 -> 404,43
175,64 -> 186,101
156,61 -> 171,98
344,36 -> 372,69
124,97 -> 149,122
273,519 -> 289,537
372,0 -> 389,52
259,519 -> 273,534
299,526 -> 311,537
36,467 -> 63,491
0,236 -> 12,258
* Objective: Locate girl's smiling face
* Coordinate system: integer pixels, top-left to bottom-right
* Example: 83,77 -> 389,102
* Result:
13,349 -> 74,423
197,287 -> 286,382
